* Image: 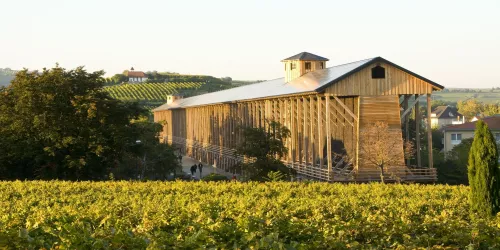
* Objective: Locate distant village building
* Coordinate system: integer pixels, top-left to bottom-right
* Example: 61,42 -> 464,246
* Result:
442,116 -> 500,152
430,106 -> 464,128
124,67 -> 148,83
154,52 -> 444,182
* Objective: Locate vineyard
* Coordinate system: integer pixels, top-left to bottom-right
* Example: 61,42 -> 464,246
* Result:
104,82 -> 205,108
1,181 -> 500,249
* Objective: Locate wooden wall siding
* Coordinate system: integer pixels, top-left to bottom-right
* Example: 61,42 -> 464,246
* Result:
358,95 -> 405,170
154,95 -> 359,180
325,62 -> 434,96
284,60 -> 325,83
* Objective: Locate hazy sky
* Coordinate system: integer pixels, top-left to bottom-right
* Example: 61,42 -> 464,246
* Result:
1,0 -> 499,88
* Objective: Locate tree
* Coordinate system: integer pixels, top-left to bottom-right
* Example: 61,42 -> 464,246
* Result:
431,100 -> 451,110
468,120 -> 500,217
359,122 -> 414,183
458,99 -> 483,120
111,73 -> 127,84
436,138 -> 473,185
0,66 -> 171,180
113,118 -> 180,180
235,121 -> 293,181
483,103 -> 500,117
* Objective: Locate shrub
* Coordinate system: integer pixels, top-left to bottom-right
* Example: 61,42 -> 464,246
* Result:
202,173 -> 229,182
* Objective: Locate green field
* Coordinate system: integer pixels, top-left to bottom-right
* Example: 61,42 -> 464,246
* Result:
1,181 -> 499,249
433,89 -> 500,104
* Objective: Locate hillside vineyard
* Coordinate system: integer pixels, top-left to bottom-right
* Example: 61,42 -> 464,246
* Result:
154,52 -> 444,182
105,82 -> 204,102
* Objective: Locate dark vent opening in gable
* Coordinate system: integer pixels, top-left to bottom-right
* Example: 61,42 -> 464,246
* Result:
371,65 -> 385,79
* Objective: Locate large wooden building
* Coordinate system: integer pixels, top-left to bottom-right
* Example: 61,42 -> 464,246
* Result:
153,52 -> 443,182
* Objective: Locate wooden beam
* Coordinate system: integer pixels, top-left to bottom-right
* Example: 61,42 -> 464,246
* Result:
310,97 -> 315,167
415,95 -> 421,168
399,94 -> 411,106
330,101 -> 354,127
401,96 -> 419,120
326,96 -> 332,180
317,95 -> 323,169
333,96 -> 358,121
355,97 -> 360,172
427,94 -> 433,169
404,95 -> 410,166
303,97 -> 309,166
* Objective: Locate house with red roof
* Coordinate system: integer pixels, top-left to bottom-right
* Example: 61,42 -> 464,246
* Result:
124,67 -> 148,83
442,115 -> 500,152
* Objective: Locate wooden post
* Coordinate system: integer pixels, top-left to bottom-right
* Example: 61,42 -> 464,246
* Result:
326,95 -> 332,180
310,97 -> 316,167
426,94 -> 433,168
415,96 -> 421,168
404,95 -> 410,166
317,95 -> 323,169
356,96 -> 360,172
303,97 -> 309,166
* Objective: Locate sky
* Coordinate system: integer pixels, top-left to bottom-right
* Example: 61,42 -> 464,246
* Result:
1,0 -> 499,88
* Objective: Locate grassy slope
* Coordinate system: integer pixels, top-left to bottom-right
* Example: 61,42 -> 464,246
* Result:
433,89 -> 500,104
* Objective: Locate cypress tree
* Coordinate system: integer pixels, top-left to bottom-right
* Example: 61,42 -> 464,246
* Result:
468,120 -> 500,217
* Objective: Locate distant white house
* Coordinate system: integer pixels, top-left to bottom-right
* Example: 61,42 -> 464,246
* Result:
430,106 -> 465,129
124,67 -> 148,83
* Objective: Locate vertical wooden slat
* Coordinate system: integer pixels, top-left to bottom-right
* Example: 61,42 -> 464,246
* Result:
355,96 -> 360,172
310,97 -> 316,167
326,95 -> 332,179
317,95 -> 323,169
303,97 -> 309,166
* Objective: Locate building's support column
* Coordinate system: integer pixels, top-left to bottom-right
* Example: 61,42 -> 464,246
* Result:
427,94 -> 433,168
310,97 -> 316,167
415,95 -> 421,168
286,99 -> 292,163
289,98 -> 297,167
296,98 -> 302,165
326,95 -> 332,180
404,95 -> 410,166
355,96 -> 360,172
303,97 -> 309,166
317,95 -> 324,169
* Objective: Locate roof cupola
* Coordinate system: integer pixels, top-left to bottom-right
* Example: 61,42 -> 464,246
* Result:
281,52 -> 329,83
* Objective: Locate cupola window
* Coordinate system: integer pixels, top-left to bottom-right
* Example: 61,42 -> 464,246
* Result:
291,63 -> 296,70
320,62 -> 324,69
371,65 -> 385,79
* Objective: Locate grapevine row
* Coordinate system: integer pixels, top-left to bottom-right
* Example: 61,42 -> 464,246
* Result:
105,82 -> 204,102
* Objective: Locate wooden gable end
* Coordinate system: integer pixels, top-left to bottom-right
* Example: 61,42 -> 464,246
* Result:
324,62 -> 439,96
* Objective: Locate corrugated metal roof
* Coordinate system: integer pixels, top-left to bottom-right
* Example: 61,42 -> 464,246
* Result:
153,57 -> 374,111
281,52 -> 329,61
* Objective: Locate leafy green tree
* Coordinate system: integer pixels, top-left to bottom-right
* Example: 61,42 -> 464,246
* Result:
468,120 -> 500,217
434,138 -> 473,185
458,99 -> 483,120
431,100 -> 454,110
113,118 -> 180,180
236,121 -> 293,181
0,66 -> 150,180
111,73 -> 127,84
